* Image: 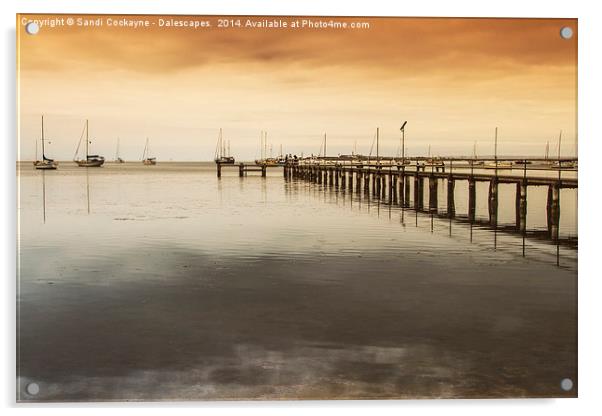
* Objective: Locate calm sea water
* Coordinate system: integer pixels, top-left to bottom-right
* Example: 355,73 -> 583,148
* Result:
17,162 -> 577,401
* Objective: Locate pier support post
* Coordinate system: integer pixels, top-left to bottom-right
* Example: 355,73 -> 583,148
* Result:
261,165 -> 267,178
340,169 -> 346,188
356,170 -> 362,193
516,181 -> 527,232
329,168 -> 334,186
414,175 -> 424,209
547,184 -> 561,240
404,175 -> 411,206
398,171 -> 405,206
217,162 -> 222,178
365,172 -> 371,195
239,163 -> 244,177
447,178 -> 455,217
391,173 -> 397,203
468,178 -> 476,221
348,171 -> 353,191
335,168 -> 340,187
488,179 -> 498,225
429,177 -> 438,212
372,171 -> 377,196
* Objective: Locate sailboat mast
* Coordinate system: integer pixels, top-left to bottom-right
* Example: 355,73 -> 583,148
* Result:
41,115 -> 45,159
324,133 -> 327,158
85,120 -> 89,159
376,127 -> 379,164
265,132 -> 268,159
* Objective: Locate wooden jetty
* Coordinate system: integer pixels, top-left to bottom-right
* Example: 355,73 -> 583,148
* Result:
217,157 -> 577,242
216,162 -> 281,178
284,159 -> 577,241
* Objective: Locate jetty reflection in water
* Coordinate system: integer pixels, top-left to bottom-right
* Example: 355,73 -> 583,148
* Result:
18,162 -> 577,400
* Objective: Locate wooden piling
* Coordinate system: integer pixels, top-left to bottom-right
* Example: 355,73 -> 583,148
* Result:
217,162 -> 222,178
468,178 -> 476,221
429,177 -> 438,212
447,178 -> 455,217
348,171 -> 354,191
488,179 -> 498,225
414,175 -> 424,209
516,181 -> 527,232
404,175 -> 411,206
547,184 -> 560,239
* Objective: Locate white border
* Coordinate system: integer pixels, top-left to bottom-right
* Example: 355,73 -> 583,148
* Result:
3,1 -> 601,415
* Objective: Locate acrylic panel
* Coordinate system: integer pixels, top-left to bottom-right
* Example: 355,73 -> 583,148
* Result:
16,15 -> 578,401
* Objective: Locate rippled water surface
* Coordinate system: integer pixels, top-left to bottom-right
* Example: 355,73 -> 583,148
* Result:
17,162 -> 577,401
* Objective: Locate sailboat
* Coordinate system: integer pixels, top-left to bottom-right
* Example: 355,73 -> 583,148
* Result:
115,138 -> 125,163
74,120 -> 105,167
276,144 -> 287,165
472,141 -> 484,166
214,128 -> 235,164
142,138 -> 157,165
34,115 -> 58,170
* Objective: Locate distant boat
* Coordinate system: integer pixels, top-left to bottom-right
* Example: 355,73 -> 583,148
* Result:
74,120 -> 105,167
484,161 -> 513,169
472,142 -> 484,166
552,160 -> 577,169
214,128 -> 235,164
115,138 -> 125,163
34,115 -> 58,170
141,138 -> 157,165
257,157 -> 279,166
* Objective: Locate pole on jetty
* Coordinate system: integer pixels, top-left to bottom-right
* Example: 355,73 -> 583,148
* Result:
376,127 -> 380,165
217,162 -> 222,178
400,121 -> 407,163
494,127 -> 498,177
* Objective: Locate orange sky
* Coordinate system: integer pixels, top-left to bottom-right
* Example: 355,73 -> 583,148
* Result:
17,15 -> 577,161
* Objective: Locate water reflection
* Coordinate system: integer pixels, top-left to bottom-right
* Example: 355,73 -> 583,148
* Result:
18,162 -> 577,400
41,170 -> 46,223
284,174 -> 576,269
